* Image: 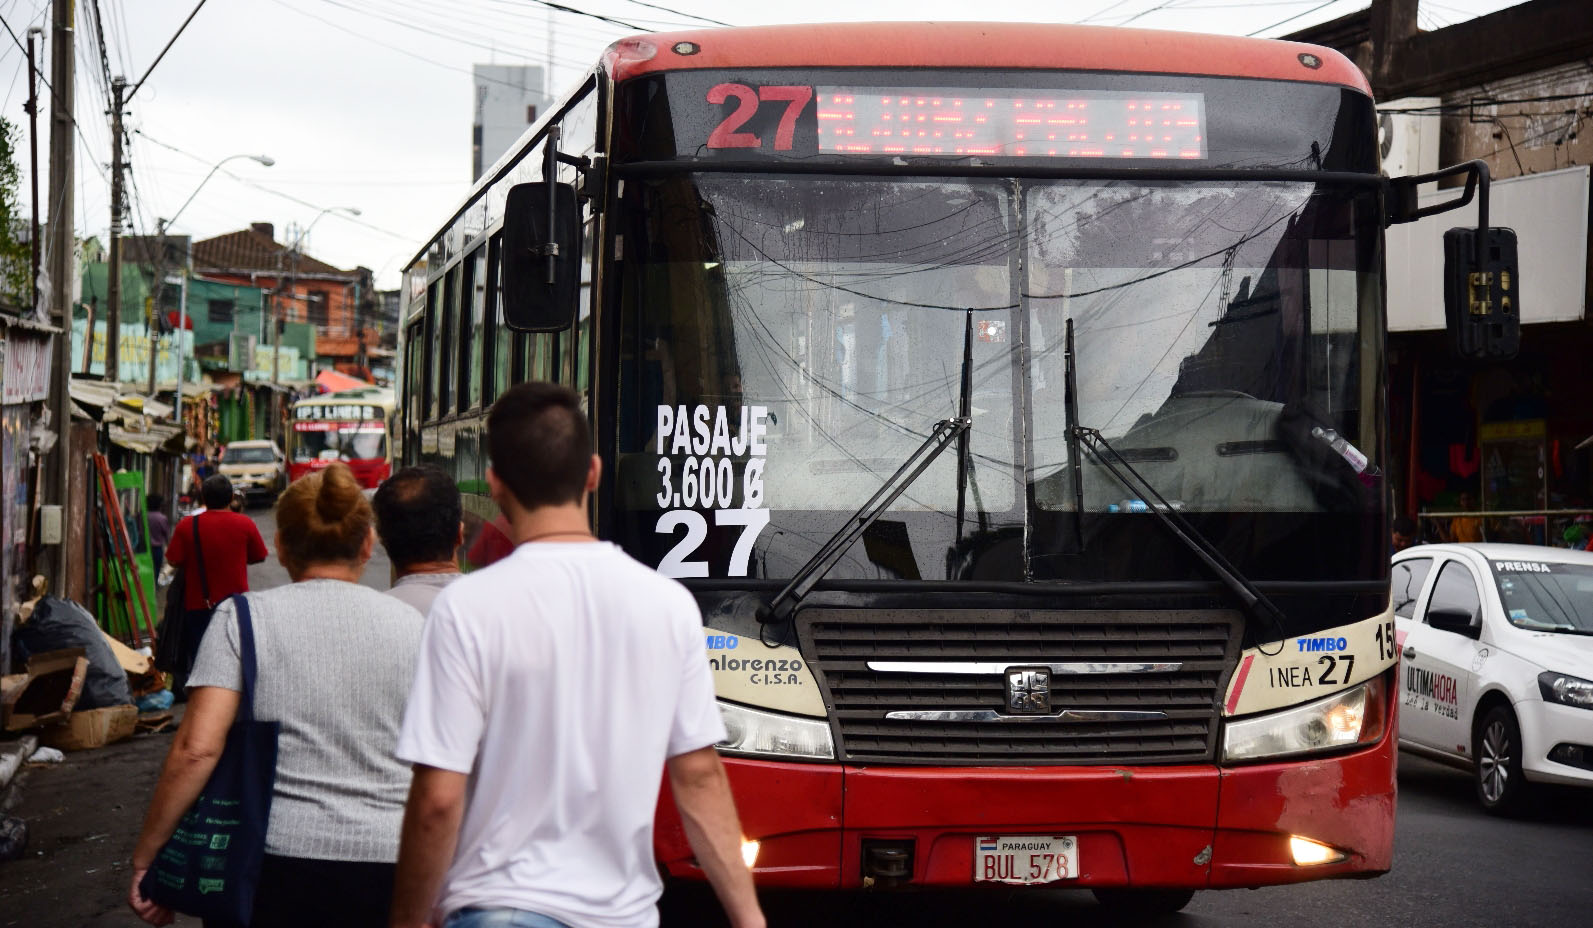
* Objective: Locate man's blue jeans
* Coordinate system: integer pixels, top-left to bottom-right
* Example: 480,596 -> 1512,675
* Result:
443,908 -> 572,928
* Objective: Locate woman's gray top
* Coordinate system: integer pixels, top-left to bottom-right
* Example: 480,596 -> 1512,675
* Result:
189,579 -> 424,862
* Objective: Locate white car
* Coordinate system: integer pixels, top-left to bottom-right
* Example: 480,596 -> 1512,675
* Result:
1392,542 -> 1593,814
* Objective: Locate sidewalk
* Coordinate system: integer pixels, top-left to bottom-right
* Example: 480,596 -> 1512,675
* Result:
0,712 -> 196,927
0,506 -> 385,926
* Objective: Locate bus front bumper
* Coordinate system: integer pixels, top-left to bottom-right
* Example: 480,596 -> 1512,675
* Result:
655,723 -> 1395,890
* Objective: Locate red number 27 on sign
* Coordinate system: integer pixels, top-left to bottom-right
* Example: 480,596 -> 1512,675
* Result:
706,84 -> 814,150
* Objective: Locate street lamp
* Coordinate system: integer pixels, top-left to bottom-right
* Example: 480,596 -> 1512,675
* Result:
147,152 -> 275,396
165,153 -> 275,231
289,205 -> 361,254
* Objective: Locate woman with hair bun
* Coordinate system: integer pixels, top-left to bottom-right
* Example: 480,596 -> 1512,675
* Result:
130,463 -> 425,928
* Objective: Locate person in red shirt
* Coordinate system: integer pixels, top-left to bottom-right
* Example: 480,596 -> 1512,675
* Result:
164,474 -> 269,678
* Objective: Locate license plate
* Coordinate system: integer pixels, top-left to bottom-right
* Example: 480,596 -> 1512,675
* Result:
974,835 -> 1079,884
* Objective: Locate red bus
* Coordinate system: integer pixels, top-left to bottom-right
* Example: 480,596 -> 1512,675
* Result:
288,386 -> 395,489
399,20 -> 1513,915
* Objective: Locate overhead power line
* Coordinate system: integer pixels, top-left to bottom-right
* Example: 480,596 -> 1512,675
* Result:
520,0 -> 642,32
269,0 -> 593,90
1378,92 -> 1593,114
613,0 -> 732,28
0,10 -> 49,91
135,129 -> 414,243
1247,0 -> 1344,36
127,0 -> 209,102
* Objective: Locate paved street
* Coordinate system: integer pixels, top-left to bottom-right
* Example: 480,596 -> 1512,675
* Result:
6,513 -> 1593,927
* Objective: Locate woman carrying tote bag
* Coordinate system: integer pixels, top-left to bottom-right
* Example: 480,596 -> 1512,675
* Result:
129,463 -> 425,928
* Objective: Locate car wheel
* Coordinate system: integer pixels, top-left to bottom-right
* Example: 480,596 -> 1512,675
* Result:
1091,888 -> 1195,919
1475,705 -> 1532,816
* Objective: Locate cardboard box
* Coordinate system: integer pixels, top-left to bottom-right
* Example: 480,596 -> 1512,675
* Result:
40,704 -> 138,751
2,649 -> 89,731
100,631 -> 164,696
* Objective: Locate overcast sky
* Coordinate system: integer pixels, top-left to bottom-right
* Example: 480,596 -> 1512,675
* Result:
0,0 -> 1518,289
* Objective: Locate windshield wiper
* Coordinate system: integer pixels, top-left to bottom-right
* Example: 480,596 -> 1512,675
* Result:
1064,318 -> 1287,652
758,312 -> 977,634
756,417 -> 970,631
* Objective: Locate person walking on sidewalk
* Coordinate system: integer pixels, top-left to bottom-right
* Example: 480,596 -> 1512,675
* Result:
164,475 -> 268,678
389,382 -> 764,928
129,462 -> 425,928
146,494 -> 172,575
374,465 -> 463,616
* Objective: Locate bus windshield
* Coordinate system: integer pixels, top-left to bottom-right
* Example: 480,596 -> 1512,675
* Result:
292,424 -> 387,463
615,174 -> 1383,584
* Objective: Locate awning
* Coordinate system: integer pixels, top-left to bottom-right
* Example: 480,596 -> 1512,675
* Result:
68,379 -> 121,410
119,395 -> 174,419
315,368 -> 370,393
106,422 -> 184,455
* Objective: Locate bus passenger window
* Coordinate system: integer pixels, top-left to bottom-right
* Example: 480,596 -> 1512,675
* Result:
439,267 -> 457,414
424,283 -> 439,421
490,235 -> 510,400
458,248 -> 483,411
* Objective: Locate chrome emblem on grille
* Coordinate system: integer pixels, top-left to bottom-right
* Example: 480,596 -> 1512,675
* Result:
1005,666 -> 1051,715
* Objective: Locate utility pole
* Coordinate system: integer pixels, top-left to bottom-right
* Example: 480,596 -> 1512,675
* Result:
271,248 -> 289,443
146,219 -> 167,395
45,0 -> 76,593
25,29 -> 40,314
104,75 -> 125,383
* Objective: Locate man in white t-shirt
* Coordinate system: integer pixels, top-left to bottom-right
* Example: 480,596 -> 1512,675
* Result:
390,382 -> 764,928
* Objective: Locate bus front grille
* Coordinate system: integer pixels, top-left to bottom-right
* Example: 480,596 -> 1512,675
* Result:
795,608 -> 1244,766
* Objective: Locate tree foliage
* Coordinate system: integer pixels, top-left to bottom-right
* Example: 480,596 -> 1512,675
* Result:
0,118 -> 30,307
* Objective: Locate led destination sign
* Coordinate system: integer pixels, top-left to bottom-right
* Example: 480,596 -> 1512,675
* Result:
814,87 -> 1207,159
699,81 -> 1207,160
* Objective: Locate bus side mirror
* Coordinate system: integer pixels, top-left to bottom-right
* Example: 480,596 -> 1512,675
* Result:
1388,160 -> 1520,361
1443,226 -> 1519,361
502,181 -> 580,332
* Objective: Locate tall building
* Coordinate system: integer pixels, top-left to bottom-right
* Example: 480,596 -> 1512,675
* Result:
473,64 -> 549,180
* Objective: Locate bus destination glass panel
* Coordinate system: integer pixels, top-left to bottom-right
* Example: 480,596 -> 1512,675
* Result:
703,82 -> 1206,159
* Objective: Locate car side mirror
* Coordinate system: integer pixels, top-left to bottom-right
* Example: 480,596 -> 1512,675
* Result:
1427,606 -> 1481,639
501,181 -> 580,333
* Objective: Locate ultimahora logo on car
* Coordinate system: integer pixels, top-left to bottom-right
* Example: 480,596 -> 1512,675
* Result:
1404,665 -> 1460,719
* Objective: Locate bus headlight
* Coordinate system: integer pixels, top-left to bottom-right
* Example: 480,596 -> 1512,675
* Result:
717,701 -> 834,760
1222,678 -> 1385,763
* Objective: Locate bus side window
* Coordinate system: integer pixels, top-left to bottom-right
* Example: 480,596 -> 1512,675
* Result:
575,214 -> 595,395
424,282 -> 439,422
488,234 -> 508,402
439,266 -> 457,415
405,319 -> 424,459
458,246 -> 484,412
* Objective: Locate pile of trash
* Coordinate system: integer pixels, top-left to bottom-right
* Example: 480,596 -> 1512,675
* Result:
1,584 -> 179,861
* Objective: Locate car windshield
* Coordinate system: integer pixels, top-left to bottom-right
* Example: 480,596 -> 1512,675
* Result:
614,173 -> 1383,584
223,447 -> 275,465
1492,560 -> 1593,634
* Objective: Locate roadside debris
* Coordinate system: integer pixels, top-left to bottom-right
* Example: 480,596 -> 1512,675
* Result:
13,595 -> 134,709
2,650 -> 88,732
0,814 -> 26,861
5,583 -> 174,753
27,746 -> 64,765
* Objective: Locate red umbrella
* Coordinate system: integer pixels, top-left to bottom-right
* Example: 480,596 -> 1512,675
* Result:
164,310 -> 194,330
